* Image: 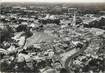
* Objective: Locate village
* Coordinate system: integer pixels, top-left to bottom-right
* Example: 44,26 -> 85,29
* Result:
0,3 -> 105,73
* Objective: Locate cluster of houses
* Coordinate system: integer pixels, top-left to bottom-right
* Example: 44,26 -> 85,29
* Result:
0,4 -> 105,73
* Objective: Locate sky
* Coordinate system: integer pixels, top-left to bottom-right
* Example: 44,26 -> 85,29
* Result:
0,0 -> 105,3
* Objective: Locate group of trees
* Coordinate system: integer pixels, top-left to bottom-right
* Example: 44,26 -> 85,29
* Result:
84,17 -> 105,30
38,19 -> 60,25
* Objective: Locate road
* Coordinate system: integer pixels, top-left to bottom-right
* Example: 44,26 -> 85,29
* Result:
60,41 -> 89,72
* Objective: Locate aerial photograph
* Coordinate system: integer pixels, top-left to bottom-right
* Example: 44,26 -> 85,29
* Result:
0,0 -> 105,73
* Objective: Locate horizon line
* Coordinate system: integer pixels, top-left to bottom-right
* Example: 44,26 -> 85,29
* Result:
1,2 -> 105,3
0,0 -> 105,3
